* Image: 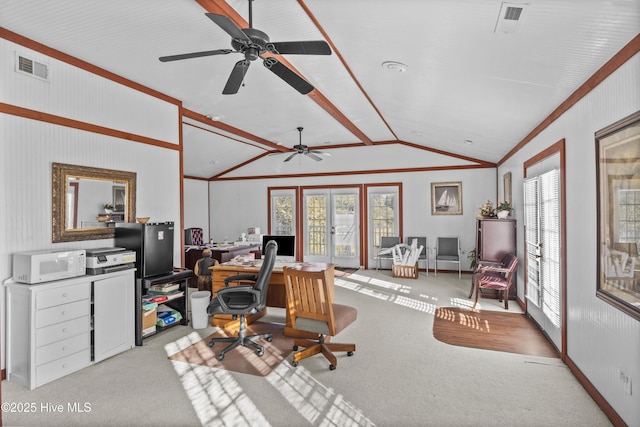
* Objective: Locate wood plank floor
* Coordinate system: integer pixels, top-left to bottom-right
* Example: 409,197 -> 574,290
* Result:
433,307 -> 559,358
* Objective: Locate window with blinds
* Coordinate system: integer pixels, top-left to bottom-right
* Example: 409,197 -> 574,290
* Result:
524,169 -> 561,327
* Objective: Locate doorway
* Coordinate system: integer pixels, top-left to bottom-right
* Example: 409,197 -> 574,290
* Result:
302,187 -> 360,268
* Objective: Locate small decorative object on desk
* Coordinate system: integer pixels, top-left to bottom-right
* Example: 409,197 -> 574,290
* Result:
103,202 -> 114,214
137,217 -> 150,224
496,200 -> 512,219
477,200 -> 496,218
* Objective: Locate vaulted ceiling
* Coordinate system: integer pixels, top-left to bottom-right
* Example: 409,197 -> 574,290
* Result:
1,0 -> 638,180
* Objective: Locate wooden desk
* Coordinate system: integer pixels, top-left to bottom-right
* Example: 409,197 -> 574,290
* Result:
211,262 -> 334,338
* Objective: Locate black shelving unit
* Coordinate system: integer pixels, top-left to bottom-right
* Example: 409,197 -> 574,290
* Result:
135,268 -> 192,346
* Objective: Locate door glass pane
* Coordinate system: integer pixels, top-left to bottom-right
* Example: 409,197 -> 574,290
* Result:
540,169 -> 561,327
306,195 -> 327,256
524,177 -> 541,306
333,194 -> 356,256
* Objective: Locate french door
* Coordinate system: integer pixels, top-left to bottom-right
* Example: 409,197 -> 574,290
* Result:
302,188 -> 360,268
524,161 -> 562,350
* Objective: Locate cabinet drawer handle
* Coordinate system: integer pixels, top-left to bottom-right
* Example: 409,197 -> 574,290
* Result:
62,346 -> 68,351
61,311 -> 67,316
62,293 -> 68,298
62,328 -> 68,333
62,364 -> 68,369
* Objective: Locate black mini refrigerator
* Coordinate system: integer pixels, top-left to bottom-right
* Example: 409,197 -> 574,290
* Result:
115,222 -> 175,279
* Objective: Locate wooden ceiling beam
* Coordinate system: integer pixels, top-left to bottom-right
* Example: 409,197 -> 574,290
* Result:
183,108 -> 288,152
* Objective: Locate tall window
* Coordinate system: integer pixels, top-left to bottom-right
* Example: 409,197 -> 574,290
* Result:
367,185 -> 400,262
371,193 -> 396,247
270,189 -> 295,235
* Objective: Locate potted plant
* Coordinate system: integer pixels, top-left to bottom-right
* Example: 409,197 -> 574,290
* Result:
496,200 -> 512,219
468,248 -> 478,270
477,200 -> 496,219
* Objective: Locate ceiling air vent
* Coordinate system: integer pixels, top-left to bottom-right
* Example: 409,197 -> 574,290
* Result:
16,54 -> 49,81
494,2 -> 528,34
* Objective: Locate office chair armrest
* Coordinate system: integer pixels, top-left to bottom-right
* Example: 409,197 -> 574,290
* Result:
224,273 -> 258,287
214,285 -> 258,311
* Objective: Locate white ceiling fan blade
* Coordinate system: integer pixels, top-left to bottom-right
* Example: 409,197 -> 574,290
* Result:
283,152 -> 298,162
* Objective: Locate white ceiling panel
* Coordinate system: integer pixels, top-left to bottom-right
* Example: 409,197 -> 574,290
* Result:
1,0 -> 638,179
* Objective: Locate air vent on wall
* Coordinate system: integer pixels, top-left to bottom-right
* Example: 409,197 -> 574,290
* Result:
15,54 -> 49,81
494,2 -> 528,34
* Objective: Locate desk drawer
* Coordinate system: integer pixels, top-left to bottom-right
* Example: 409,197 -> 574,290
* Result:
36,316 -> 90,347
36,300 -> 90,328
36,283 -> 90,310
36,348 -> 91,388
36,332 -> 90,366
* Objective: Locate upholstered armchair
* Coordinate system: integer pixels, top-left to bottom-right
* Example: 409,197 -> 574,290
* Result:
472,253 -> 519,309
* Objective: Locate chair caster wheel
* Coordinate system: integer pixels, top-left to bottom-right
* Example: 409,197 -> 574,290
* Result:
291,361 -> 298,367
208,341 -> 214,348
329,364 -> 336,370
347,351 -> 354,356
216,353 -> 224,361
266,336 -> 273,342
293,345 -> 299,351
257,349 -> 264,357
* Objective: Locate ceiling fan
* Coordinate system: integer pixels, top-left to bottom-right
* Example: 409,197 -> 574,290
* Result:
159,0 -> 331,95
283,127 -> 331,162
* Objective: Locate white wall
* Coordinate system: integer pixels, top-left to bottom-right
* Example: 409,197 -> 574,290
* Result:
183,178 -> 210,241
0,39 -> 183,370
208,168 -> 496,269
498,53 -> 640,425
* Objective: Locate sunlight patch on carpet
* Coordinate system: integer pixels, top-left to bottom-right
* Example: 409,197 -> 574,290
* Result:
165,332 -> 271,426
266,362 -> 376,426
168,322 -> 293,377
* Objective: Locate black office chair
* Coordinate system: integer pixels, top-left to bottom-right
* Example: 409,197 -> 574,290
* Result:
206,240 -> 278,361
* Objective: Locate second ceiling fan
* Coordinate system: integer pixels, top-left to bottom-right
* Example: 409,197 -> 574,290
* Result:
159,0 -> 332,95
283,127 -> 331,162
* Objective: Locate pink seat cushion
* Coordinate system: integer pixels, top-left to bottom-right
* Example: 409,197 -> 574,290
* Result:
479,275 -> 509,290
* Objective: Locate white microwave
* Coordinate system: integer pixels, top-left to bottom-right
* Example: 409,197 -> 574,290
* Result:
13,249 -> 86,284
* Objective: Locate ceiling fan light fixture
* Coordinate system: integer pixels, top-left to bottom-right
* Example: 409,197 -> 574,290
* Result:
382,61 -> 408,72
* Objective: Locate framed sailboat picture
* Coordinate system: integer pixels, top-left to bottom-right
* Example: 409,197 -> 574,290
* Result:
431,182 -> 462,215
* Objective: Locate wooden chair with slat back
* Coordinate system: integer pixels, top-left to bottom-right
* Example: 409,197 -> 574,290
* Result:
282,267 -> 357,370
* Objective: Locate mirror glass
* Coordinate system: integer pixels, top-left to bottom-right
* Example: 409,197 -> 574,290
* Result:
52,162 -> 136,242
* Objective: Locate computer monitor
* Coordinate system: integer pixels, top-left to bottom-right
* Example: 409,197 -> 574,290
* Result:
262,235 -> 296,262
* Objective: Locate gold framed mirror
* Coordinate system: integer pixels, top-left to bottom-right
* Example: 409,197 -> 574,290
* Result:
52,162 -> 136,242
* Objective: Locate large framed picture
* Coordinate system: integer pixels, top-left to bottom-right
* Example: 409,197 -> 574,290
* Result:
431,181 -> 462,215
596,110 -> 640,321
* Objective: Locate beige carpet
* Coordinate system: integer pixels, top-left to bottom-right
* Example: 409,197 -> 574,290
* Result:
168,321 -> 294,376
433,307 -> 559,358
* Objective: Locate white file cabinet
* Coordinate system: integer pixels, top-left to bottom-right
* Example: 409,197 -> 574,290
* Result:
5,269 -> 135,389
